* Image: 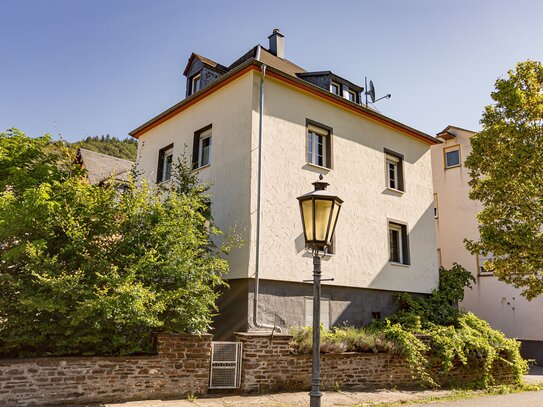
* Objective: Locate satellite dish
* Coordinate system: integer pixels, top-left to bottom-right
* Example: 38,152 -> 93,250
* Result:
364,77 -> 391,107
367,80 -> 376,103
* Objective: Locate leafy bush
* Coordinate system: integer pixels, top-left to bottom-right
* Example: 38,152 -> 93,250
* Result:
289,264 -> 528,388
0,129 -> 239,357
290,325 -> 395,354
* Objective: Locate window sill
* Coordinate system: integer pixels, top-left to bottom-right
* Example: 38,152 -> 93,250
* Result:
386,187 -> 404,195
478,272 -> 494,277
305,162 -> 331,172
445,164 -> 461,170
389,261 -> 410,268
192,164 -> 210,173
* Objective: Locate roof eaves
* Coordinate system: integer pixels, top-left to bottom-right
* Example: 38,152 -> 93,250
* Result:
264,64 -> 439,145
130,58 -> 258,138
131,58 -> 439,145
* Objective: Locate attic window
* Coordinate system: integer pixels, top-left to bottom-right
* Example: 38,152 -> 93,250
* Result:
191,74 -> 202,95
330,82 -> 341,96
444,145 -> 461,169
347,90 -> 356,102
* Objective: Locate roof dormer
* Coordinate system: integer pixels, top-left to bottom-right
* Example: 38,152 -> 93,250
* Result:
183,53 -> 228,97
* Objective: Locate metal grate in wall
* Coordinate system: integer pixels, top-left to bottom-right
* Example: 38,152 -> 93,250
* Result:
209,341 -> 242,389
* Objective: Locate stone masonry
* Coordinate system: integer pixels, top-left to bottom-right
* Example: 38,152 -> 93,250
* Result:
235,332 -> 517,393
0,333 -> 212,406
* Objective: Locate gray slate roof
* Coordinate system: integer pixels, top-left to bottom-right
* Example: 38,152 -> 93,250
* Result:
77,148 -> 134,185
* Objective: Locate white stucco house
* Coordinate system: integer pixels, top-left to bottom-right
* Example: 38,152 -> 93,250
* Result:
432,125 -> 543,364
130,30 -> 440,338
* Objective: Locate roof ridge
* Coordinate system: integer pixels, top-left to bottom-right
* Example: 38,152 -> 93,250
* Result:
78,147 -> 135,164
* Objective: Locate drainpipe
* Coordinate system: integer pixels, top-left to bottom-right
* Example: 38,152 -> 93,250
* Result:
253,62 -> 282,333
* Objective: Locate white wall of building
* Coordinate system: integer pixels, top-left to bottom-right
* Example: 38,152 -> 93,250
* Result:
431,126 -> 543,341
136,69 -> 439,295
251,73 -> 438,293
136,73 -> 254,280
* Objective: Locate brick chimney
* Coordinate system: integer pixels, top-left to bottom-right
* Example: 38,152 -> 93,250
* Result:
268,29 -> 284,59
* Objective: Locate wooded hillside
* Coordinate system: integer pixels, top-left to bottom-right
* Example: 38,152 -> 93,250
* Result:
71,135 -> 137,160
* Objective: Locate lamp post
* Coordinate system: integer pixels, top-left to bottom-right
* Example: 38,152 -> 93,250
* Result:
297,179 -> 343,407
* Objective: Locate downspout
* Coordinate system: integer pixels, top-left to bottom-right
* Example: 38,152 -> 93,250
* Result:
253,62 -> 282,333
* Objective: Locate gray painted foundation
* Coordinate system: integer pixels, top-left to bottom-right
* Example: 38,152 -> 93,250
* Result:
212,278 -> 411,340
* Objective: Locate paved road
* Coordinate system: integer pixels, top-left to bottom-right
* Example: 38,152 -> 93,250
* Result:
403,390 -> 543,407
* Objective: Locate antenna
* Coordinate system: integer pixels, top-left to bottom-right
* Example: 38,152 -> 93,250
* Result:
365,77 -> 391,108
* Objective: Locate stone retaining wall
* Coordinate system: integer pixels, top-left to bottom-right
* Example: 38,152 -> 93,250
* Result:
0,333 -> 212,406
235,332 -> 516,392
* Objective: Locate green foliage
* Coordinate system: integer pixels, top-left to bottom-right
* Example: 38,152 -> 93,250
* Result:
464,60 -> 543,300
386,265 -> 527,387
0,129 -> 237,357
290,324 -> 394,354
393,264 -> 475,327
73,135 -> 137,160
289,265 -> 528,388
0,129 -> 69,196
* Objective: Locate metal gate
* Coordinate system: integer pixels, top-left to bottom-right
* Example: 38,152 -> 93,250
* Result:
209,341 -> 242,389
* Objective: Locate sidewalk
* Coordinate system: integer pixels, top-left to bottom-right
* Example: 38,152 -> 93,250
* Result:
103,366 -> 543,407
105,389 -> 454,407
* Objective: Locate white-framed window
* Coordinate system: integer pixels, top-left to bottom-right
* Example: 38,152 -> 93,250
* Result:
347,90 -> 356,102
389,221 -> 409,265
478,253 -> 494,275
307,125 -> 329,168
191,73 -> 202,95
305,296 -> 330,329
157,144 -> 174,183
387,156 -> 399,190
385,150 -> 404,191
198,129 -> 211,168
330,81 -> 341,95
444,146 -> 461,168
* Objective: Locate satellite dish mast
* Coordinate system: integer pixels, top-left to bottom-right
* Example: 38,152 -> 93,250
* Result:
365,77 -> 391,108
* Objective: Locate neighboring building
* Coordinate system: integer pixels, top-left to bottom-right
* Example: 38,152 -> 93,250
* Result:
77,148 -> 134,187
131,30 -> 440,339
431,125 -> 543,364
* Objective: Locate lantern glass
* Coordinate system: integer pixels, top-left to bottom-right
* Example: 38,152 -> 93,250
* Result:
301,199 -> 314,241
298,181 -> 343,249
329,200 -> 341,240
315,199 -> 333,242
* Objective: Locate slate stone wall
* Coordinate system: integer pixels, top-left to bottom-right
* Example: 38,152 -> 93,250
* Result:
236,332 -> 517,393
0,333 -> 212,406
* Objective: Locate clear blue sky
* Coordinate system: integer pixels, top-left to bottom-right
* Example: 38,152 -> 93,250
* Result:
1,0 -> 542,142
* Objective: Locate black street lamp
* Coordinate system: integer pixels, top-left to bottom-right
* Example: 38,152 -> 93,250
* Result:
297,178 -> 343,407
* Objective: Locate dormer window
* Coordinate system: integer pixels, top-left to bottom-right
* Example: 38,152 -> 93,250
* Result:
347,90 -> 356,102
190,73 -> 202,95
330,81 -> 341,95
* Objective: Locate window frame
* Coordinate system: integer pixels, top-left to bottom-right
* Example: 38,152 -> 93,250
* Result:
347,89 -> 356,103
443,145 -> 461,169
330,81 -> 341,96
306,119 -> 333,170
191,73 -> 202,95
388,220 -> 410,266
434,193 -> 439,219
384,148 -> 405,192
192,124 -> 212,170
477,253 -> 494,276
157,143 -> 174,183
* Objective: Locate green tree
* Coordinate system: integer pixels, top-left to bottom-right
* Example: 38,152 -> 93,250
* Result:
0,129 -> 236,356
465,60 -> 543,300
73,135 -> 138,160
